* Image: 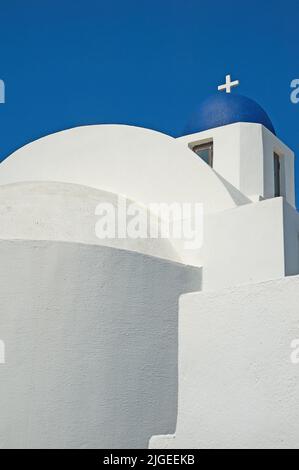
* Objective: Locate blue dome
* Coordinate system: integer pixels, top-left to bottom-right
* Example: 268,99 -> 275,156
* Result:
184,93 -> 276,135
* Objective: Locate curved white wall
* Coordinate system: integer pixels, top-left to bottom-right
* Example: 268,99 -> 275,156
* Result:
0,240 -> 201,449
0,181 -> 181,263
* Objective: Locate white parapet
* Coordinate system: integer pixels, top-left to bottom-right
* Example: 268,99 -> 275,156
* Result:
150,275 -> 299,449
202,197 -> 299,291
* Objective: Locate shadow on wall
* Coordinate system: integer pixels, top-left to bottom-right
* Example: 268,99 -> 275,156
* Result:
0,240 -> 201,449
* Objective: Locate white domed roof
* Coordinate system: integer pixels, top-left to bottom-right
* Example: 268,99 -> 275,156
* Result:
0,125 -> 246,214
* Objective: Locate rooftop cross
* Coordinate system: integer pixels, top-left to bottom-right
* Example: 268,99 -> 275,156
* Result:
218,74 -> 239,93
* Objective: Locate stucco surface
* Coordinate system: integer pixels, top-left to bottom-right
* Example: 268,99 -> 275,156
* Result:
0,125 -> 241,214
0,240 -> 201,448
178,122 -> 295,207
0,181 -> 181,263
203,197 -> 287,290
151,275 -> 299,448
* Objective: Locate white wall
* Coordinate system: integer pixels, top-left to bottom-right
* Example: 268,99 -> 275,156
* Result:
0,181 -> 182,264
150,275 -> 299,449
0,240 -> 201,449
239,124 -> 264,197
262,126 -> 295,205
178,123 -> 295,208
178,123 -> 242,191
203,197 -> 288,290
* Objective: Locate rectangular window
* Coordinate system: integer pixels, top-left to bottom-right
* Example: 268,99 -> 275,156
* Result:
274,152 -> 287,198
274,152 -> 281,197
192,142 -> 213,167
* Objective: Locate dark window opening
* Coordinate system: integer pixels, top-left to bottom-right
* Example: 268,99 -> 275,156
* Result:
193,142 -> 213,167
274,152 -> 281,197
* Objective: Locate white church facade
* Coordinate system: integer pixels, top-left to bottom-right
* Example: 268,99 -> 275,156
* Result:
0,77 -> 298,448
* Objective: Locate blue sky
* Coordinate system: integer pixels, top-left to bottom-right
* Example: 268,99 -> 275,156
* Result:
0,1 -> 298,203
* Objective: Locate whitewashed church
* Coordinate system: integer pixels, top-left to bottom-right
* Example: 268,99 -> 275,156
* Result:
0,76 -> 298,449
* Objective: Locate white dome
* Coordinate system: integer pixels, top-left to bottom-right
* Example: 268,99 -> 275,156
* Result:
0,125 -> 246,214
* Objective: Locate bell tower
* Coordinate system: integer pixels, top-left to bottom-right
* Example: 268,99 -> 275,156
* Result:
179,76 -> 295,207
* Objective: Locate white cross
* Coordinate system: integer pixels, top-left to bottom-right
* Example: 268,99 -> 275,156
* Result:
218,74 -> 239,93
